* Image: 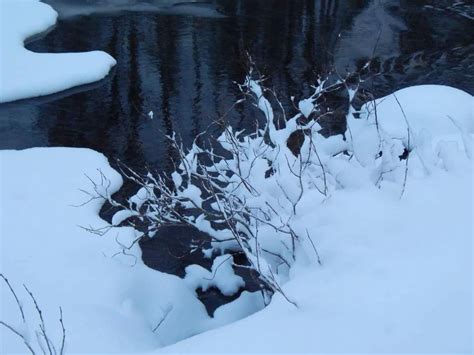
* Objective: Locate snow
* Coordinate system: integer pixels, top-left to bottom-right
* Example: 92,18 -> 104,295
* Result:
298,97 -> 315,118
159,85 -> 473,353
1,85 -> 472,353
0,148 -> 206,353
364,85 -> 473,139
0,0 -> 116,103
185,255 -> 245,296
0,148 -> 265,353
162,170 -> 472,353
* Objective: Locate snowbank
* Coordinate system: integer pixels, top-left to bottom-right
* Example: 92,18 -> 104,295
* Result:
0,148 -> 265,353
0,0 -> 116,103
368,85 -> 473,139
0,85 -> 471,353
159,85 -> 473,353
161,170 -> 472,353
0,148 -> 213,353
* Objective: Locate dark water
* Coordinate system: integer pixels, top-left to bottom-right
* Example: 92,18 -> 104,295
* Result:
1,0 -> 472,175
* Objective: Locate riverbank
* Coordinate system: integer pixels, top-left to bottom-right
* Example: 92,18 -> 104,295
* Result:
1,84 -> 472,353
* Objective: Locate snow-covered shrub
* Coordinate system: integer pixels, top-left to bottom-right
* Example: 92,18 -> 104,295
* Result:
98,66 -> 472,306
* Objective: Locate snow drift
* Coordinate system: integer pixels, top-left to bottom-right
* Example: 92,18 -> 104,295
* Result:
0,148 -> 264,353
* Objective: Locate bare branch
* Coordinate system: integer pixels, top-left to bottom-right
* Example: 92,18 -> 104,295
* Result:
1,273 -> 26,323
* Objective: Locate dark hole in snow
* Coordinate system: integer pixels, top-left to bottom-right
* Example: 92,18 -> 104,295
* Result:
287,129 -> 307,157
98,170 -> 266,316
139,225 -> 213,278
195,287 -> 243,317
197,252 -> 263,316
139,226 -> 265,316
399,148 -> 410,160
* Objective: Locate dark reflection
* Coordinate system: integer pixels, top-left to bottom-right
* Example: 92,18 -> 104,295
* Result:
0,0 -> 473,176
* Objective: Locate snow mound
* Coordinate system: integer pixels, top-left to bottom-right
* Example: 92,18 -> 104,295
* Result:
160,85 -> 473,353
185,255 -> 245,296
365,85 -> 473,137
0,148 -> 265,353
0,0 -> 116,103
0,148 -> 210,352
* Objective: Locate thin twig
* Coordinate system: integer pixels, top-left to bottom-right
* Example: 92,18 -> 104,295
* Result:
1,273 -> 26,323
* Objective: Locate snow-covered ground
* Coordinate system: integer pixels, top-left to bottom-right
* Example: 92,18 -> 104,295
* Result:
0,148 -> 263,353
1,148 -> 198,353
0,0 -> 116,103
1,85 -> 472,353
161,157 -> 473,353
156,85 -> 473,354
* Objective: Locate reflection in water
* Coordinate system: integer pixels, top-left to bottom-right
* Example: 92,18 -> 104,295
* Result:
0,0 -> 472,177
